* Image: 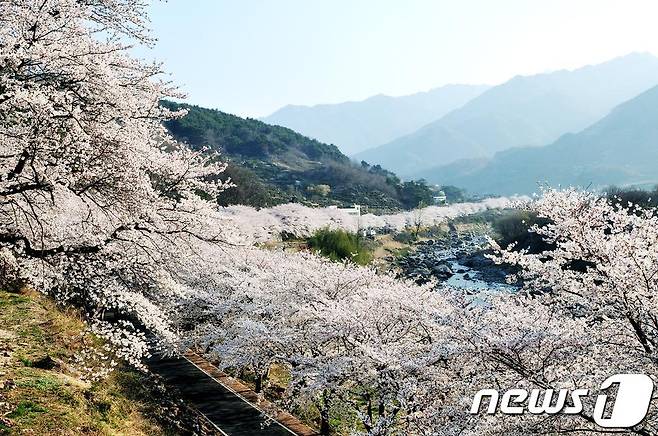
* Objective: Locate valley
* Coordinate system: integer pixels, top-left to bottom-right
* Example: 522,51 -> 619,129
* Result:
4,2 -> 658,435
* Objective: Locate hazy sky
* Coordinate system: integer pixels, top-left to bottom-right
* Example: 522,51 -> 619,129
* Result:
138,0 -> 658,117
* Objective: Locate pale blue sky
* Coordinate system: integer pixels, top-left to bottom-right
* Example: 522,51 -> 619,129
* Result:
138,0 -> 658,117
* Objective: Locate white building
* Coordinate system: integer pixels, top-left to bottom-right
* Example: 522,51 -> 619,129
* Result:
433,191 -> 447,205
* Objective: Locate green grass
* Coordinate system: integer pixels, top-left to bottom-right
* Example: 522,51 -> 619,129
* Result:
0,289 -> 172,435
7,401 -> 48,419
0,294 -> 29,305
308,228 -> 373,265
15,376 -> 61,392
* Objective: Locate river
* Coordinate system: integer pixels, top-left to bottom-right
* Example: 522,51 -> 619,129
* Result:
395,233 -> 518,293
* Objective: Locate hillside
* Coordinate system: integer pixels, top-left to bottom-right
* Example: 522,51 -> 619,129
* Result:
163,102 -> 434,210
355,53 -> 658,176
0,288 -> 211,435
420,84 -> 658,195
261,84 -> 489,155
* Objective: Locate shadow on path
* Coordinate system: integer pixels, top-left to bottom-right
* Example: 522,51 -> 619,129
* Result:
147,354 -> 297,436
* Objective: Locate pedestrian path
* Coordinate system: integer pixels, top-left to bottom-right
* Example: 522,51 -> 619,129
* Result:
147,351 -> 318,436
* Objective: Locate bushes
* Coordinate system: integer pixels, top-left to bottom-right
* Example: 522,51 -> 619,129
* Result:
439,185 -> 467,203
492,210 -> 553,253
396,179 -> 435,210
307,228 -> 372,265
605,185 -> 658,211
495,188 -> 658,253
215,164 -> 287,207
393,230 -> 417,244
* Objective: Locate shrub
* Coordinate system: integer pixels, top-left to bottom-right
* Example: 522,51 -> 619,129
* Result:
492,210 -> 553,253
605,185 -> 658,212
307,228 -> 372,265
393,230 -> 417,244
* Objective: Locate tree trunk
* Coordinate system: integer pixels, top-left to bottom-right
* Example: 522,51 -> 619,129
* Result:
320,409 -> 330,436
319,390 -> 332,436
255,373 -> 263,393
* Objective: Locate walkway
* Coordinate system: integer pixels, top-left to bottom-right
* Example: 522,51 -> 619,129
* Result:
147,351 -> 318,436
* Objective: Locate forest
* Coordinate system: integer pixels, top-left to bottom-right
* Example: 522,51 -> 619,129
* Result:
163,101 -> 445,210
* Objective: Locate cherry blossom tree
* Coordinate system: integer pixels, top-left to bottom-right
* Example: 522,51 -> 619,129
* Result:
196,189 -> 658,435
4,2 -> 654,435
167,244 -> 459,435
215,196 -> 525,244
0,0 -> 232,368
456,189 -> 658,435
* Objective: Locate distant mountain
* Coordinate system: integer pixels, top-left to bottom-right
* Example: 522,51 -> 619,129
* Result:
356,53 -> 658,176
419,84 -> 658,195
162,102 -> 435,210
261,84 -> 489,156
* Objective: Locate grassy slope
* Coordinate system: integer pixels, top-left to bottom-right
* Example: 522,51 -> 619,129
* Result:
0,289 -> 176,435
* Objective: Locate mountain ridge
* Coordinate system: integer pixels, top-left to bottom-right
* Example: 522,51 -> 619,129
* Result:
355,52 -> 658,176
262,84 -> 490,155
419,84 -> 658,195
